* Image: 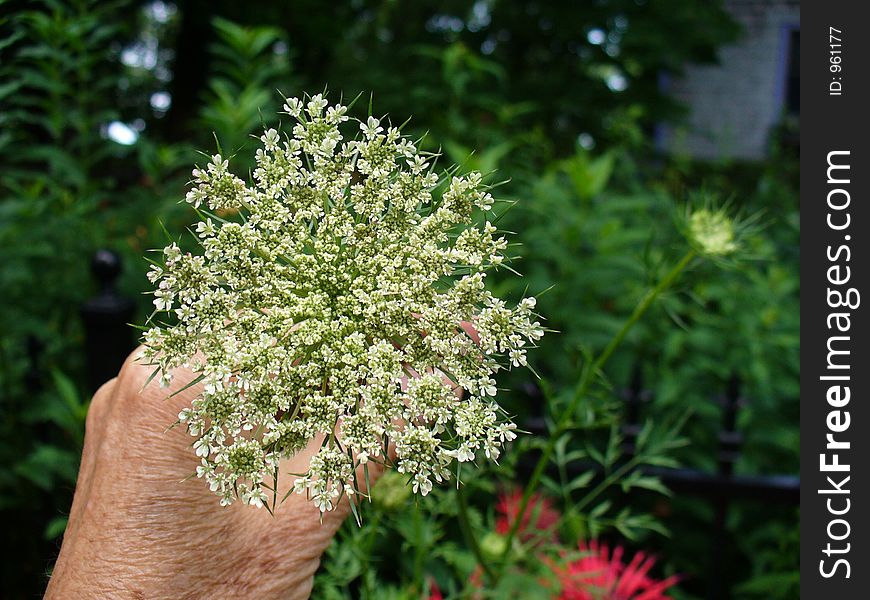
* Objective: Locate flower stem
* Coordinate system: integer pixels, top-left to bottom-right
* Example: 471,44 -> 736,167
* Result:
492,249 -> 696,583
412,503 -> 425,594
457,483 -> 495,584
574,454 -> 643,514
361,511 -> 383,600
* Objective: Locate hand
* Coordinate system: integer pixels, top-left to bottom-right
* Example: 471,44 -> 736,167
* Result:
46,350 -> 370,599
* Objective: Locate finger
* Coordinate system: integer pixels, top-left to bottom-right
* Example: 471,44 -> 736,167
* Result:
81,377 -> 117,474
93,349 -> 209,489
62,377 -> 118,542
460,319 -> 480,344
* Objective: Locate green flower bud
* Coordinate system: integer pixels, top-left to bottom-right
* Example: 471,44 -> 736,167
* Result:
372,470 -> 412,512
480,532 -> 509,561
688,208 -> 738,257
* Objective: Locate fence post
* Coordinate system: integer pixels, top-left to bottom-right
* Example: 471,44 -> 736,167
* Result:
620,364 -> 649,455
707,374 -> 744,600
80,249 -> 136,393
24,335 -> 44,393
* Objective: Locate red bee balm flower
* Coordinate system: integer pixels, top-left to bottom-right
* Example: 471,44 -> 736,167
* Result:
555,540 -> 680,600
495,489 -> 561,543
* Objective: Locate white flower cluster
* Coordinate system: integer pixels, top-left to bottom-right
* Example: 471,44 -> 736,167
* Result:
141,94 -> 543,512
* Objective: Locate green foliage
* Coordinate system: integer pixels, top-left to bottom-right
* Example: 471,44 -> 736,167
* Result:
0,1 -> 124,589
283,0 -> 740,156
200,17 -> 296,163
542,418 -> 687,542
0,1 -> 186,593
3,369 -> 87,498
1,0 -> 123,346
495,151 -> 799,471
732,507 -> 800,599
0,1 -> 796,598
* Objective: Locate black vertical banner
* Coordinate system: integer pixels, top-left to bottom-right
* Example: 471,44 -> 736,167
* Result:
802,2 -> 870,597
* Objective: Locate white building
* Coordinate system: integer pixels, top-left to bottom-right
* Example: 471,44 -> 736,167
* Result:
658,0 -> 799,160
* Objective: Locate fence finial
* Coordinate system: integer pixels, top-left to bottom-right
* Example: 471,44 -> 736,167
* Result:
80,250 -> 135,392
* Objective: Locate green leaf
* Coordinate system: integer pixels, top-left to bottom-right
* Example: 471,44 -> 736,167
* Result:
561,151 -> 615,201
44,516 -> 69,540
567,470 -> 595,493
589,499 -> 611,518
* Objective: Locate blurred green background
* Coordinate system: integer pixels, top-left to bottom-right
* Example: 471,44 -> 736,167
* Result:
0,0 -> 798,597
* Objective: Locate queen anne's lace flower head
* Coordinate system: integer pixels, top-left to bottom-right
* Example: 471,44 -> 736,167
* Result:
687,208 -> 738,257
141,93 -> 543,512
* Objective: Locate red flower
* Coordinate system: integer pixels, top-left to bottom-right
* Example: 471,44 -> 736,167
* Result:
555,540 -> 680,600
495,489 -> 561,544
427,578 -> 444,600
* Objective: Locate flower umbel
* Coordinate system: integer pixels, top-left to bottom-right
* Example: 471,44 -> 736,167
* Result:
141,94 -> 543,511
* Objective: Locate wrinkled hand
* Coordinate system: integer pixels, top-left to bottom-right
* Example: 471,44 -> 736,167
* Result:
47,350 -> 371,599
